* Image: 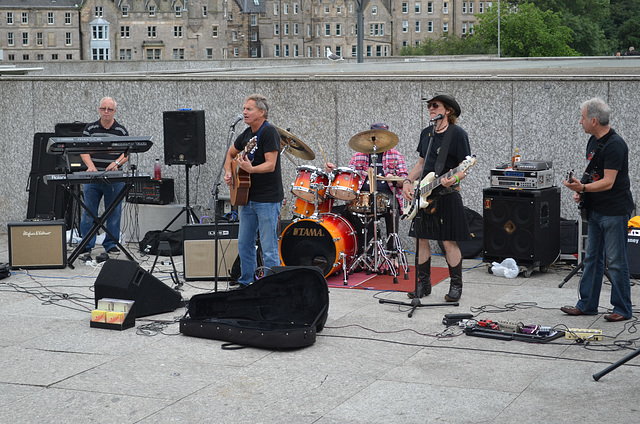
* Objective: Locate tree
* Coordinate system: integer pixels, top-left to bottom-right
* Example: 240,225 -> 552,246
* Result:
400,33 -> 496,56
475,2 -> 579,57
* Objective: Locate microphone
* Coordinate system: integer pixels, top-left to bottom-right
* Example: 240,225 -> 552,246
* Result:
230,114 -> 243,127
430,114 -> 444,122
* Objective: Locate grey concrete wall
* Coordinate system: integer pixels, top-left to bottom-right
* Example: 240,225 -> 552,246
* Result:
2,70 -> 639,255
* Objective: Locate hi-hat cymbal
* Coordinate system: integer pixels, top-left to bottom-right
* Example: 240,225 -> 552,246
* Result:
349,129 -> 399,154
277,126 -> 315,160
377,175 -> 406,182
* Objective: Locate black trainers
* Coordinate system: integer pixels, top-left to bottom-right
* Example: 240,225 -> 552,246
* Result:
106,247 -> 120,254
96,252 -> 110,263
80,253 -> 92,262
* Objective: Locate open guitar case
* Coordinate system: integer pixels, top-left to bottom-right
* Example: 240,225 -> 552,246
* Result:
180,266 -> 329,349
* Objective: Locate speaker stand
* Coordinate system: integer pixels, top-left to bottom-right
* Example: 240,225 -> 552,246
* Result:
163,164 -> 199,231
149,240 -> 181,290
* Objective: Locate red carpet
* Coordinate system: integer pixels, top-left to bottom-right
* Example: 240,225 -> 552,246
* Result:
326,266 -> 450,292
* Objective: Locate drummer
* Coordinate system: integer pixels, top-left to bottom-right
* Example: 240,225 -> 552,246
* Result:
325,122 -> 409,248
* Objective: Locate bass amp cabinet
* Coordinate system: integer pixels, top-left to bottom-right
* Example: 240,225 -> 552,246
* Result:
8,220 -> 66,269
483,187 -> 560,267
183,223 -> 239,281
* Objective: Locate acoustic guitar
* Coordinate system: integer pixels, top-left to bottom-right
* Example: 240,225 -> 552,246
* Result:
230,136 -> 257,206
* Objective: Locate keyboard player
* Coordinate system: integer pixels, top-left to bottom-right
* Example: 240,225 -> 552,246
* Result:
78,96 -> 129,262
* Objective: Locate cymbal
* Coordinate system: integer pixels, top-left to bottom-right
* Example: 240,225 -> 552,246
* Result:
377,175 -> 406,182
349,129 -> 399,154
277,126 -> 315,160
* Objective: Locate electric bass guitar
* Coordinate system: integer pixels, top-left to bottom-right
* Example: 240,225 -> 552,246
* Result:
402,155 -> 476,221
566,170 -> 592,220
230,136 -> 257,206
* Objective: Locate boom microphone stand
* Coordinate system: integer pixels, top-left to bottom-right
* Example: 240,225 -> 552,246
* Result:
379,115 -> 458,317
207,115 -> 243,292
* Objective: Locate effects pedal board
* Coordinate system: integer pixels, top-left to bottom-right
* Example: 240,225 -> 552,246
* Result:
564,328 -> 603,341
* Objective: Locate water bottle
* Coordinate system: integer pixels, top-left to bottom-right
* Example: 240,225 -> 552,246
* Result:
154,158 -> 162,180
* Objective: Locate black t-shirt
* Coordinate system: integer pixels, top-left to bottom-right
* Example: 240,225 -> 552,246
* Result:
83,119 -> 129,170
417,124 -> 471,177
233,122 -> 283,203
584,129 -> 634,216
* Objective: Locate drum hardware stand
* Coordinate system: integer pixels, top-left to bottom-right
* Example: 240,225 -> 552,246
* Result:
385,195 -> 410,280
379,115 -> 458,317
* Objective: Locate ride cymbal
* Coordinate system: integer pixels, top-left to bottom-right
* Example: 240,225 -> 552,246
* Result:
349,129 -> 399,154
277,126 -> 315,160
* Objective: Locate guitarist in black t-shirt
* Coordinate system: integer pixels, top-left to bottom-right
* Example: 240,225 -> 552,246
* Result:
561,98 -> 634,322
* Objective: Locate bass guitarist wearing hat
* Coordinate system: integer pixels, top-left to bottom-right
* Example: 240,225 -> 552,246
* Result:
402,93 -> 472,301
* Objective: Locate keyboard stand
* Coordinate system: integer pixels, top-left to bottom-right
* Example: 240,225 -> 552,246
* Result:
64,182 -> 135,268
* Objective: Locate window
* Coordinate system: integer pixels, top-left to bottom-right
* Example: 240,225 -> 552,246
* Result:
7,33 -> 14,46
93,24 -> 108,39
120,49 -> 132,60
402,2 -> 408,13
22,32 -> 29,46
372,5 -> 377,14
65,32 -> 72,45
203,6 -> 208,16
415,21 -> 421,32
274,23 -> 279,35
174,26 -> 183,37
336,23 -> 342,36
284,23 -> 289,35
175,6 -> 182,17
428,21 -> 433,32
284,44 -> 289,57
173,48 -> 185,59
37,54 -> 44,60
251,31 -> 257,41
48,12 -> 54,25
66,54 -> 73,60
212,25 -> 219,37
122,6 -> 129,17
274,45 -> 280,57
273,3 -> 278,15
469,23 -> 474,34
336,46 -> 342,57
251,15 -> 257,26
121,26 -> 130,38
402,21 -> 408,33
294,23 -> 299,35
22,12 -> 28,24
352,45 -> 357,57
316,46 -> 320,57
462,2 -> 467,13
7,12 -> 13,25
23,54 -> 30,61
233,47 -> 239,57
337,5 -> 342,13
462,23 -> 467,35
376,45 -> 382,56
469,2 -> 474,13
294,44 -> 299,57
366,45 -> 372,56
94,7 -> 103,18
92,47 -> 109,60
443,22 -> 448,32
324,6 -> 330,13
428,2 -> 433,13
415,2 -> 421,14
232,31 -> 238,41
251,47 -> 258,57
307,46 -> 312,57
307,24 -> 311,37
65,12 -> 72,25
8,54 -> 15,61
51,54 -> 58,60
284,3 -> 289,14
147,26 -> 157,38
36,32 -> 43,45
149,6 -> 156,17
444,2 -> 449,13
316,24 -> 320,37
325,24 -> 330,36
294,2 -> 299,14
206,48 -> 213,59
370,23 -> 384,36
145,48 -> 162,60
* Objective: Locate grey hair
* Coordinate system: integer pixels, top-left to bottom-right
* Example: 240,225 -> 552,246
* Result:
246,94 -> 269,119
580,98 -> 610,126
100,96 -> 117,109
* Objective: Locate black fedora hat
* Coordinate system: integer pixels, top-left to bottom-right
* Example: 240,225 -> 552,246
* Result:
424,92 -> 461,117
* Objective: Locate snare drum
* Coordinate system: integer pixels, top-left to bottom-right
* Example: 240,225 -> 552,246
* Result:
291,165 -> 329,202
279,213 -> 357,277
292,196 -> 333,219
347,192 -> 390,215
327,167 -> 360,201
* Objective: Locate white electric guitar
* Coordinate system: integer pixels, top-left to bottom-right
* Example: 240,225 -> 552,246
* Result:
402,155 -> 476,221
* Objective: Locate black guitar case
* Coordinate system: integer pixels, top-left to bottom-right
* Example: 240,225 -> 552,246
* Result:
180,266 -> 329,349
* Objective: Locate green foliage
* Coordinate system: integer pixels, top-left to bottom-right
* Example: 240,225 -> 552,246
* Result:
475,2 -> 579,57
400,33 -> 496,56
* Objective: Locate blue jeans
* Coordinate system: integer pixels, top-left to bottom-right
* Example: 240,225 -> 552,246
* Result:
80,182 -> 124,252
576,211 -> 633,318
237,200 -> 282,285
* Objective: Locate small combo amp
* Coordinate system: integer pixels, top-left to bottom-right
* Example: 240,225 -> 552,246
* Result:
8,220 -> 67,269
183,223 -> 239,281
628,227 -> 640,278
127,178 -> 174,205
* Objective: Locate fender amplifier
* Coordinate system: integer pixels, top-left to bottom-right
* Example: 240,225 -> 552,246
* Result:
8,220 -> 66,269
183,223 -> 239,280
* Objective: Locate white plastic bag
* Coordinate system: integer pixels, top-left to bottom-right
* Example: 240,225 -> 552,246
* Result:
491,258 -> 519,279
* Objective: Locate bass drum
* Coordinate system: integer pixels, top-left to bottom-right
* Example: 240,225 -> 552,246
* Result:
279,213 -> 357,278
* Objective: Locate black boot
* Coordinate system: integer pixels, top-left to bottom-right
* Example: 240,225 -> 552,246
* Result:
445,261 -> 463,302
408,259 -> 432,299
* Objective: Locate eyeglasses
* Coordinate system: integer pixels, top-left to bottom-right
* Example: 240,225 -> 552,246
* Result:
99,107 -> 115,113
427,102 -> 441,109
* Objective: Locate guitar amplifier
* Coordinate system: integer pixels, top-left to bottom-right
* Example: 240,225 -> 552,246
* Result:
183,223 -> 239,281
127,178 -> 174,205
8,220 -> 67,269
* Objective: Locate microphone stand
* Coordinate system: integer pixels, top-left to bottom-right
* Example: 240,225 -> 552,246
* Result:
379,116 -> 458,317
207,118 -> 240,292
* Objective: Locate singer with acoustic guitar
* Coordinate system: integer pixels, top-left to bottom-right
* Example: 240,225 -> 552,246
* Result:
224,94 -> 283,288
402,92 -> 472,302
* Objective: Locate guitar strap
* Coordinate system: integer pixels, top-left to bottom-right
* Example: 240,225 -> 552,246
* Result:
247,121 -> 269,161
581,129 -> 615,184
434,124 -> 454,177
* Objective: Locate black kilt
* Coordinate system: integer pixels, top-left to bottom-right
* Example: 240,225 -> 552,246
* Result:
409,191 -> 471,241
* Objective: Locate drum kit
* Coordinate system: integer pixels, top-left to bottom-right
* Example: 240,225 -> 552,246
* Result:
277,126 -> 409,285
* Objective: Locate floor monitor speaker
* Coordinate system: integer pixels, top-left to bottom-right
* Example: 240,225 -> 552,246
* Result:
94,259 -> 182,317
183,223 -> 239,280
8,220 -> 66,269
483,187 -> 560,267
163,110 -> 206,165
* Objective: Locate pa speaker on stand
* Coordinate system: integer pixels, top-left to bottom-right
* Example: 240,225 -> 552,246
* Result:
483,187 -> 560,277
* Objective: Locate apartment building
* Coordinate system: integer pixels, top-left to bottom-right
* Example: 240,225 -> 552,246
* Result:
0,0 -> 487,61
